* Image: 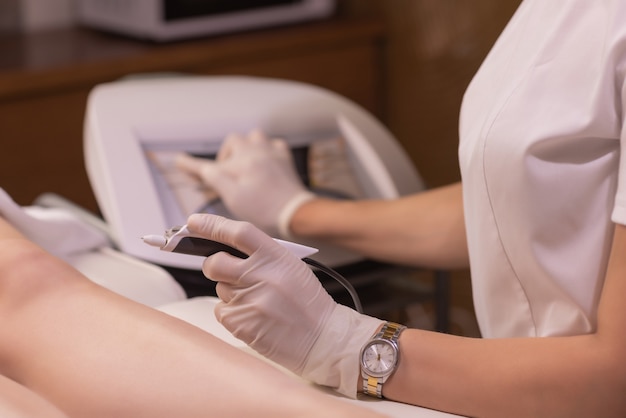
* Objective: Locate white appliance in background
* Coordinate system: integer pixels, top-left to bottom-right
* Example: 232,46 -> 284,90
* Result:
83,75 -> 425,270
76,0 -> 336,41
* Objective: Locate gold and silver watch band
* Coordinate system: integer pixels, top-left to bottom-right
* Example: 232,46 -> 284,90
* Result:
362,322 -> 406,398
363,373 -> 385,398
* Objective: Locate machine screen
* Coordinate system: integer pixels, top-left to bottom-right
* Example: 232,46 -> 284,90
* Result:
164,0 -> 300,21
142,131 -> 365,227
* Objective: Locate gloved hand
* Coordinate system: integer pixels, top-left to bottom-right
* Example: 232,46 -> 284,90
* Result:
186,213 -> 383,398
176,130 -> 315,238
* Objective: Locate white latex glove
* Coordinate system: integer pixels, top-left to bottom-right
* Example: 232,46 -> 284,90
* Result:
186,213 -> 384,398
176,130 -> 315,238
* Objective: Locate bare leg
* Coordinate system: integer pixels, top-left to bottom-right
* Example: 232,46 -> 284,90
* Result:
0,218 -> 385,418
0,374 -> 68,418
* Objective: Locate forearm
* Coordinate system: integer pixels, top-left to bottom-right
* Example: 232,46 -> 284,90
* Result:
290,182 -> 469,269
386,330 -> 623,418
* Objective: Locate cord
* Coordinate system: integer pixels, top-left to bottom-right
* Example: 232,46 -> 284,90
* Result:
302,257 -> 363,313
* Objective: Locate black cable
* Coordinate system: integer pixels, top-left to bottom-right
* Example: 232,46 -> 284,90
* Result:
302,257 -> 363,313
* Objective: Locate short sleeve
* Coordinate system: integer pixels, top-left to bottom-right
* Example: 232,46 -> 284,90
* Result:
611,71 -> 626,225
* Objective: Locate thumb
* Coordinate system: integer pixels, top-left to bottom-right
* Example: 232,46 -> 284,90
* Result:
186,213 -> 269,258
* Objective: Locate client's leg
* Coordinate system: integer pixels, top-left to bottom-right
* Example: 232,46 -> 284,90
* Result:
0,218 -> 384,418
0,374 -> 68,418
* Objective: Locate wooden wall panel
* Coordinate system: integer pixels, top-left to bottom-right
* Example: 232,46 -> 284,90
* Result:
340,0 -> 522,187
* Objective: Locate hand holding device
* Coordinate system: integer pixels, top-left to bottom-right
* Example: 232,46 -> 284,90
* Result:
175,130 -> 315,238
143,223 -> 363,312
148,214 -> 382,398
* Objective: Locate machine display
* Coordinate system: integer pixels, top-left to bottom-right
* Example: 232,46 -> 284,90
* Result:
143,131 -> 365,228
84,76 -> 425,270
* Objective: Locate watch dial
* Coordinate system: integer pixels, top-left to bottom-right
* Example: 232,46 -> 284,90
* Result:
363,341 -> 396,375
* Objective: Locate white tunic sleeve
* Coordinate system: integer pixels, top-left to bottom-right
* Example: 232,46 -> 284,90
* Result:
611,77 -> 626,223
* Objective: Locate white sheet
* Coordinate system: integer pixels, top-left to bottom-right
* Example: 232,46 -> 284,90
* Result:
0,188 -> 109,261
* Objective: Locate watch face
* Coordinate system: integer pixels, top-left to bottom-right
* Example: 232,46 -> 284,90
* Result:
361,339 -> 398,378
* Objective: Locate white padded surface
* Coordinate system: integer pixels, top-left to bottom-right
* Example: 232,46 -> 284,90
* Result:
67,247 -> 186,308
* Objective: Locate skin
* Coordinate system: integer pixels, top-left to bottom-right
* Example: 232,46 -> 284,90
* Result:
0,218 -> 387,418
290,182 -> 469,269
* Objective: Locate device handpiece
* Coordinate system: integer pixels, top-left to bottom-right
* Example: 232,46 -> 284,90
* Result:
143,224 -> 318,259
142,234 -> 167,248
142,225 -> 363,313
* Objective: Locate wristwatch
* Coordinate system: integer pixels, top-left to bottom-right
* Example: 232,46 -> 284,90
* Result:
360,321 -> 406,398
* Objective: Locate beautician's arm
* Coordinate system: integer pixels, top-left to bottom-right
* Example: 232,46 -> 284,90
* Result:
176,133 -> 468,270
381,223 -> 626,417
190,214 -> 626,417
290,181 -> 469,269
0,218 -> 385,418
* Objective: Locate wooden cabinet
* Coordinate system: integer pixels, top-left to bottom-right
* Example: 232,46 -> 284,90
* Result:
0,18 -> 384,213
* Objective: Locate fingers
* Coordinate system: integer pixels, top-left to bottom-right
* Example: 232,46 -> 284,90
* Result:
174,153 -> 208,177
179,130 -> 281,170
186,213 -> 274,274
216,132 -> 245,161
223,130 -> 284,157
269,135 -> 290,152
248,129 -> 289,154
214,281 -> 235,303
174,130 -> 280,198
175,153 -> 232,192
247,129 -> 268,143
187,213 -> 261,248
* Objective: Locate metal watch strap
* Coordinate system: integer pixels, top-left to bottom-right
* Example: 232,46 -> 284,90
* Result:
362,322 -> 406,398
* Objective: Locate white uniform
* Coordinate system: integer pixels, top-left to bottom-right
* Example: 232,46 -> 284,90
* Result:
459,0 -> 626,338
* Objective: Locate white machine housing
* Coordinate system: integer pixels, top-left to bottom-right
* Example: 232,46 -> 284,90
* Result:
84,76 -> 425,270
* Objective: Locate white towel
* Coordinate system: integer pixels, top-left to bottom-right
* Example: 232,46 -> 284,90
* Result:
0,188 -> 110,261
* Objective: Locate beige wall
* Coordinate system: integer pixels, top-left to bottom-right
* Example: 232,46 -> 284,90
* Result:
339,1 -> 523,335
